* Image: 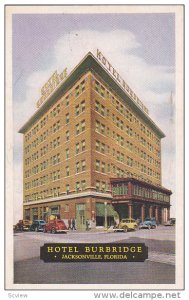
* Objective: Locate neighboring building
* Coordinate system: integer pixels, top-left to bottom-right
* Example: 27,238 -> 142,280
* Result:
19,50 -> 172,229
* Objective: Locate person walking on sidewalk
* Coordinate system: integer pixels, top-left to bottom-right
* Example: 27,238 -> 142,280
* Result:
68,218 -> 72,230
71,218 -> 76,230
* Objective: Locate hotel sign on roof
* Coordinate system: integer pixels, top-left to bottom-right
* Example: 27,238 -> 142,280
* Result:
96,49 -> 149,115
36,68 -> 67,109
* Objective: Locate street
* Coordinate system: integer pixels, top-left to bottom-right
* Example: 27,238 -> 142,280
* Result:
14,226 -> 175,284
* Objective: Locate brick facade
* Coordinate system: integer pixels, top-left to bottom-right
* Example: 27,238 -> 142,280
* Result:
19,52 -> 171,228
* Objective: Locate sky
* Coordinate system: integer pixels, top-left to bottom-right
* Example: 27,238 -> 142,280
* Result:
12,12 -> 175,223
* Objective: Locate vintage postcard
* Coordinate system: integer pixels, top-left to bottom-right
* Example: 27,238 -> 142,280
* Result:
5,4 -> 184,292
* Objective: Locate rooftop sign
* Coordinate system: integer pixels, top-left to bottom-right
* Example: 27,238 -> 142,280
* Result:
96,49 -> 149,115
36,68 -> 67,108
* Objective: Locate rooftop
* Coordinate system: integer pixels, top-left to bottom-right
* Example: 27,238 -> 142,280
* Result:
19,52 -> 165,138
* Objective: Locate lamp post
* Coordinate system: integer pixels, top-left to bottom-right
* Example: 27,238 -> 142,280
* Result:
104,202 -> 107,230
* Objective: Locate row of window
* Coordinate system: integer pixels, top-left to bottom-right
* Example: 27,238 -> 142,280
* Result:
133,185 -> 169,202
25,170 -> 61,190
25,117 -> 49,142
95,119 -> 160,158
25,77 -> 87,142
93,82 -> 159,144
25,187 -> 61,202
112,184 -> 128,196
25,139 -> 87,170
94,158 -> 160,180
96,180 -> 108,193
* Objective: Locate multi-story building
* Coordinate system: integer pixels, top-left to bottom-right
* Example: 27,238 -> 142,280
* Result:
19,50 -> 172,229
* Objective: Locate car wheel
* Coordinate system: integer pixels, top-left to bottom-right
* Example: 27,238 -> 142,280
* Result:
123,226 -> 128,233
51,228 -> 56,234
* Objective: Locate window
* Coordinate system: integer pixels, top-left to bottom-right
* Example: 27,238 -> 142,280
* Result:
101,143 -> 105,154
81,120 -> 85,132
96,120 -> 100,132
101,105 -> 105,116
96,140 -> 100,152
76,143 -> 80,154
81,140 -> 86,151
81,100 -> 85,112
66,130 -> 69,142
65,95 -> 69,106
76,182 -> 80,192
76,162 -> 80,173
66,166 -> 69,176
66,184 -> 70,194
107,127 -> 110,136
81,180 -> 86,191
95,101 -> 100,112
81,160 -> 86,171
76,124 -> 80,135
102,182 -> 106,193
81,80 -> 85,92
75,86 -> 79,97
121,153 -> 124,163
101,124 -> 105,134
66,148 -> 69,159
75,105 -> 79,116
96,160 -> 100,171
96,181 -> 100,192
101,162 -> 105,173
66,113 -> 69,124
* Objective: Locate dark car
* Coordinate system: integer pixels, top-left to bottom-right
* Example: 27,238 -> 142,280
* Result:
43,219 -> 68,234
139,217 -> 157,229
30,220 -> 46,232
164,218 -> 176,226
14,220 -> 32,231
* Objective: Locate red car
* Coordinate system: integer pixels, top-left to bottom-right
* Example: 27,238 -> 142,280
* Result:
43,219 -> 68,234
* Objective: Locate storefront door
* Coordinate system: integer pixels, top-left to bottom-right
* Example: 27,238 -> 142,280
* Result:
76,204 -> 86,230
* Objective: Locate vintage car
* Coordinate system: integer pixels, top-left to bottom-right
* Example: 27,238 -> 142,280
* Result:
164,218 -> 176,226
14,220 -> 32,231
30,220 -> 46,232
113,218 -> 138,232
139,217 -> 157,229
43,219 -> 68,234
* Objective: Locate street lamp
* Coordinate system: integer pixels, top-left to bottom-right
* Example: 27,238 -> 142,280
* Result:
104,202 -> 107,230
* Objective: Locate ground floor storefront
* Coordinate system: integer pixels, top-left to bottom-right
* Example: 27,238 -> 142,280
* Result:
23,178 -> 172,228
23,194 -> 114,230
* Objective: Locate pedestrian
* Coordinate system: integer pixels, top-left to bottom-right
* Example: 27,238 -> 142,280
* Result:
71,218 -> 76,230
86,219 -> 89,231
68,218 -> 71,230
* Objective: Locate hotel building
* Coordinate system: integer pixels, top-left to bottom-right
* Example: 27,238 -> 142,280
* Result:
19,50 -> 172,229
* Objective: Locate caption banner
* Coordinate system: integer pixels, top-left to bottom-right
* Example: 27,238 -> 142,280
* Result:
40,243 -> 148,263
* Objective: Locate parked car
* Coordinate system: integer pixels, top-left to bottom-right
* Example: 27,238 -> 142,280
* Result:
164,218 -> 176,226
113,218 -> 138,232
139,217 -> 157,229
14,220 -> 32,232
30,220 -> 46,232
43,219 -> 68,234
